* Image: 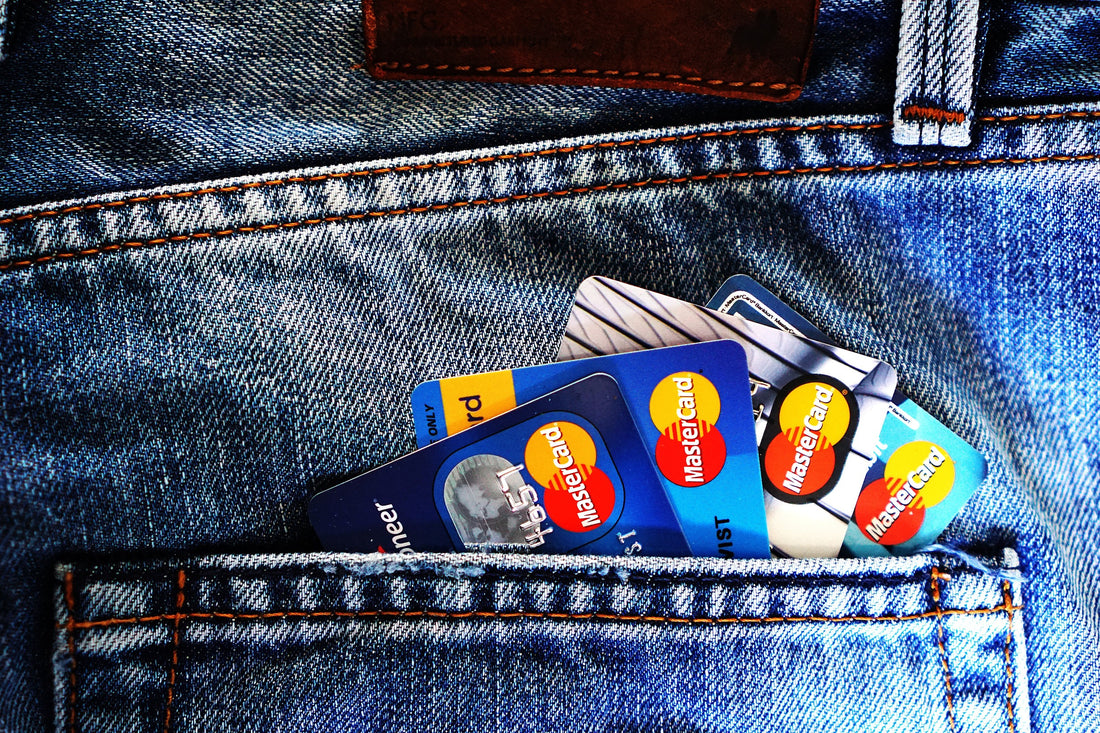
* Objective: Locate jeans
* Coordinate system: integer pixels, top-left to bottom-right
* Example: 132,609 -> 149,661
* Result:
1,0 -> 1097,730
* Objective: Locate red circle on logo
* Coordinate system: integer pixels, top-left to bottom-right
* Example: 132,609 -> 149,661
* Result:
543,465 -> 616,533
764,433 -> 835,498
853,478 -> 925,546
654,423 -> 726,487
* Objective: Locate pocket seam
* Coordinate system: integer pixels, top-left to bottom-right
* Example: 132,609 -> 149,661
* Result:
368,60 -> 801,91
64,565 -> 943,587
62,572 -> 77,733
163,570 -> 186,733
931,568 -> 958,733
60,565 -> 1026,732
0,120 -> 888,230
63,596 -> 1020,630
1,109 -> 1096,233
4,150 -> 1098,274
1003,580 -> 1019,733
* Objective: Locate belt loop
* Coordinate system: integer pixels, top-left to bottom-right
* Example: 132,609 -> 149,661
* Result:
0,0 -> 12,61
893,0 -> 982,147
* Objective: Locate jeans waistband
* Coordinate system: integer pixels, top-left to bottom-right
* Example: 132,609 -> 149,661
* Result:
0,0 -> 1097,209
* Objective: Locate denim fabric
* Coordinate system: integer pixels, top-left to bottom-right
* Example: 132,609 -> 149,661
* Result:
0,0 -> 1096,210
1,0 -> 1099,731
54,552 -> 1025,733
981,0 -> 1100,103
1,106 -> 1095,732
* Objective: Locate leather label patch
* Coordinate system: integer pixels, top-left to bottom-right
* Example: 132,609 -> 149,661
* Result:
363,0 -> 820,101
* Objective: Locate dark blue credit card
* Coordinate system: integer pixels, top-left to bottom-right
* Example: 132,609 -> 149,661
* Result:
309,373 -> 691,557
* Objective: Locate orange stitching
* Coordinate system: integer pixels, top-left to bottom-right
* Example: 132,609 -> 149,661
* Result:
64,572 -> 78,733
64,600 -> 1022,630
373,61 -> 798,90
930,569 -> 956,733
1003,581 -> 1017,733
2,151 -> 1097,272
2,109 -> 1096,229
902,105 -> 967,125
977,110 -> 1100,123
163,570 -> 186,733
0,122 -> 885,228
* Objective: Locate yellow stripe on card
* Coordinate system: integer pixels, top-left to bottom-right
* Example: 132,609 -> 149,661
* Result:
438,370 -> 517,436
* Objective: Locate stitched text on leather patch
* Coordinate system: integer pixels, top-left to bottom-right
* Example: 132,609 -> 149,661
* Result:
363,0 -> 820,101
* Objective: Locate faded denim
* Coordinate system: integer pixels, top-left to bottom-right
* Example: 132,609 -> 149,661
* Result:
0,0 -> 1097,730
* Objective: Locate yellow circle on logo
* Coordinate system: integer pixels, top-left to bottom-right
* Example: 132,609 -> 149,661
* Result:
524,421 -> 598,489
883,441 -> 955,508
648,372 -> 721,433
778,382 -> 851,449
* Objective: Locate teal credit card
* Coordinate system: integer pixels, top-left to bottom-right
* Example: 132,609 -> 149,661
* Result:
707,275 -> 988,556
413,341 -> 769,558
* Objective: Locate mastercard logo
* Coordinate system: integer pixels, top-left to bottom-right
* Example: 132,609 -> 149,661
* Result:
648,372 -> 726,487
853,441 -> 956,545
524,422 -> 615,533
762,375 -> 858,504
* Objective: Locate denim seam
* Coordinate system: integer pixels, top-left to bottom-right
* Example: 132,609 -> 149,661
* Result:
60,569 -> 1025,733
64,602 -> 1021,629
1,111 -> 1097,230
931,568 -> 957,733
901,106 -> 966,125
163,570 -> 186,733
3,151 -> 1098,273
62,572 -> 77,733
62,566 -> 974,622
370,62 -> 800,91
66,568 -> 932,588
0,122 -> 893,228
1003,581 -> 1017,733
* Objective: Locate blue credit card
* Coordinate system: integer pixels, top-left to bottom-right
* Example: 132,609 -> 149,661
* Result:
310,373 -> 691,557
412,341 -> 768,558
706,275 -> 988,556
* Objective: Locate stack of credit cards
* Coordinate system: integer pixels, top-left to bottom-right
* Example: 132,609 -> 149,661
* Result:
309,276 -> 986,559
705,276 -> 988,557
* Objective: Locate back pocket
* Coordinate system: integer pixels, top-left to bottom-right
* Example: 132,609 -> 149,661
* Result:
54,550 -> 1027,733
